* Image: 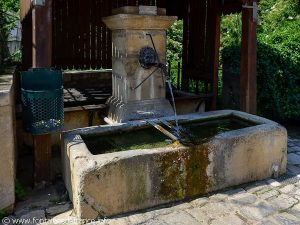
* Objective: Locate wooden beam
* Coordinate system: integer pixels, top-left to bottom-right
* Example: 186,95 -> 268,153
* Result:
31,0 -> 53,183
221,2 -> 242,15
32,0 -> 52,67
20,0 -> 32,21
21,12 -> 33,70
210,1 -> 221,110
181,0 -> 190,92
240,0 -> 257,114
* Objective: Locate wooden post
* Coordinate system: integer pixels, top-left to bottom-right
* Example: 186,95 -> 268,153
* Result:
32,0 -> 53,183
181,0 -> 191,92
240,0 -> 257,114
32,0 -> 52,67
210,1 -> 221,110
33,134 -> 51,182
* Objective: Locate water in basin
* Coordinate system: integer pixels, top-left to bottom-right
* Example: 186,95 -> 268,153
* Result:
178,117 -> 256,145
82,127 -> 172,155
82,116 -> 257,155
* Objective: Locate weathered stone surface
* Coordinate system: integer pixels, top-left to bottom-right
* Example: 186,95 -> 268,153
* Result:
229,192 -> 257,205
103,218 -> 130,225
287,165 -> 300,175
288,153 -> 300,165
185,208 -> 210,224
223,188 -> 246,196
198,202 -> 235,216
258,190 -> 280,200
295,189 -> 300,196
239,201 -> 276,220
210,214 -> 245,225
288,146 -> 300,153
290,203 -> 300,218
138,5 -> 158,15
208,193 -> 229,202
143,220 -> 169,225
62,110 -> 287,219
266,179 -> 282,187
127,213 -> 151,224
279,184 -> 295,194
268,194 -> 298,210
274,212 -> 300,225
159,211 -> 199,225
103,14 -> 177,30
189,197 -> 208,207
0,73 -> 16,213
170,203 -> 192,210
288,139 -> 300,145
102,11 -> 176,123
46,203 -> 72,217
255,219 -> 281,225
244,181 -> 268,193
39,210 -> 79,225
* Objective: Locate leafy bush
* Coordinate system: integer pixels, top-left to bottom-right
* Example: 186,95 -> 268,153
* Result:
0,0 -> 19,71
220,14 -> 242,48
167,20 -> 183,64
221,0 -> 300,120
167,20 -> 183,86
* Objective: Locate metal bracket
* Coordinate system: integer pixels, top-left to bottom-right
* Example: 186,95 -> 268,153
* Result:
32,0 -> 45,7
242,2 -> 261,24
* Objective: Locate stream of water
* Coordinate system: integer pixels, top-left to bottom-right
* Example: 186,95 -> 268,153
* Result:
166,80 -> 180,136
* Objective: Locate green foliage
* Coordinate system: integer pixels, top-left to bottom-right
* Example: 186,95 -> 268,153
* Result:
10,49 -> 22,62
0,0 -> 19,70
259,0 -> 299,34
0,0 -> 19,40
15,179 -> 26,201
167,20 -> 183,63
220,14 -> 242,48
167,20 -> 183,86
221,0 -> 300,120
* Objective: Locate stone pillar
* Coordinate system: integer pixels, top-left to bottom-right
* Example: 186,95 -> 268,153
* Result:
0,73 -> 16,213
103,7 -> 177,123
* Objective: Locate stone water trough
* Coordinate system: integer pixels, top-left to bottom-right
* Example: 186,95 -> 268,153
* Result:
62,110 -> 287,219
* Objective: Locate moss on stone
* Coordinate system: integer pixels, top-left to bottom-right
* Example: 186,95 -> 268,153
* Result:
158,151 -> 187,201
185,144 -> 211,196
158,143 -> 211,201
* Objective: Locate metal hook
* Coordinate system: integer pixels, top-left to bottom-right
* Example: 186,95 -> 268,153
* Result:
242,2 -> 261,24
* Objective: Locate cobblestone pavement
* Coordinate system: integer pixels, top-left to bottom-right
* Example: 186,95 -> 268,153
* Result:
5,138 -> 300,225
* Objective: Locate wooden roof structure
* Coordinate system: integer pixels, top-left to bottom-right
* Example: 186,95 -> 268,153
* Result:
20,0 -> 258,114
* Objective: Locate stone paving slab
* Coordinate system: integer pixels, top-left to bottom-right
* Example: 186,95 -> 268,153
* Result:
6,138 -> 300,225
288,153 -> 300,165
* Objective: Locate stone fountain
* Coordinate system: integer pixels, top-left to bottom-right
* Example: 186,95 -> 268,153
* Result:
61,6 -> 287,220
103,6 -> 177,123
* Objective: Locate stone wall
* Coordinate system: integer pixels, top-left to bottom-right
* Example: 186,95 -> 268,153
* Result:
0,72 -> 16,213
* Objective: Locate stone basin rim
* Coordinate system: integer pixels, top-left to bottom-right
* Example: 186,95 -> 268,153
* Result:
64,110 -> 284,159
64,110 -> 278,137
